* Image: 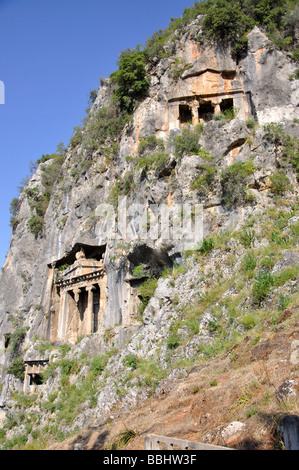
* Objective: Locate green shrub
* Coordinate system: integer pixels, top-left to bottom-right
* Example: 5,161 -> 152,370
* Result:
110,47 -> 150,113
197,148 -> 214,160
199,237 -> 215,254
26,187 -> 48,216
231,35 -> 249,59
269,170 -> 293,195
59,359 -> 75,376
278,293 -> 290,312
132,264 -> 150,278
88,88 -> 98,106
137,151 -> 170,175
58,343 -> 71,357
28,215 -> 44,237
202,0 -> 254,43
221,161 -> 255,206
4,432 -> 28,449
111,171 -> 136,207
208,319 -> 221,333
41,363 -> 57,383
142,2 -> 207,64
172,125 -> 203,158
12,392 -> 37,409
43,392 -> 59,413
6,357 -> 24,380
40,150 -> 65,200
57,263 -> 70,272
9,216 -> 19,230
242,251 -> 257,272
260,255 -> 276,269
137,357 -> 168,386
137,277 -> 158,314
167,333 -> 181,350
264,124 -> 299,180
110,428 -> 138,450
184,317 -> 200,335
0,429 -> 6,442
84,106 -> 129,152
171,263 -> 187,278
271,230 -> 288,246
36,154 -> 55,164
123,355 -> 138,370
90,354 -> 109,375
246,118 -> 259,130
9,327 -> 27,356
138,136 -> 165,155
190,164 -> 216,194
25,145 -> 66,236
239,229 -> 256,248
168,59 -> 193,82
252,269 -> 274,305
9,197 -> 20,230
138,277 -> 158,299
240,313 -> 257,330
42,354 -> 111,426
200,0 -> 296,59
273,266 -> 299,287
290,69 -> 299,80
215,106 -> 237,122
291,46 -> 299,63
69,125 -> 84,148
141,0 -> 297,68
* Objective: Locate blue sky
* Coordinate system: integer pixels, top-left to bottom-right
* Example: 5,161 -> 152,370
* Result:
0,0 -> 196,267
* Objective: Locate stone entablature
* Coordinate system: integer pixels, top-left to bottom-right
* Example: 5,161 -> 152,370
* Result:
55,257 -> 105,289
24,359 -> 49,376
56,270 -> 104,290
56,270 -> 103,285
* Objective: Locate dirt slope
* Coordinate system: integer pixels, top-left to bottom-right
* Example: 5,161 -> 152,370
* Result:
48,310 -> 299,451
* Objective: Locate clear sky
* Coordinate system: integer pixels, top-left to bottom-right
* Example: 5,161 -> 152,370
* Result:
0,0 -> 196,268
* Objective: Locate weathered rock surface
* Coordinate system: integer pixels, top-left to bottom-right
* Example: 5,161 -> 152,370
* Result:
0,16 -> 298,450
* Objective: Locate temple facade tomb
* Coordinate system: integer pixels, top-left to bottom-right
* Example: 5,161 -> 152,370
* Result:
167,65 -> 253,130
46,245 -> 108,345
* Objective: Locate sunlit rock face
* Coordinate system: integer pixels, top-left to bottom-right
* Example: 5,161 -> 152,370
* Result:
0,16 -> 298,419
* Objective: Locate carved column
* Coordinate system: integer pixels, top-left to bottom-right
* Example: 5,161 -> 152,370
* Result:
73,288 -> 81,304
57,287 -> 68,340
86,285 -> 95,334
44,265 -> 55,341
23,364 -> 30,394
71,287 -> 83,338
192,100 -> 199,126
214,103 -> 221,115
168,102 -> 180,131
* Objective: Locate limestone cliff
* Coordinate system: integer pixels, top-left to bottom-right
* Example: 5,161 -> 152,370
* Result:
0,9 -> 298,450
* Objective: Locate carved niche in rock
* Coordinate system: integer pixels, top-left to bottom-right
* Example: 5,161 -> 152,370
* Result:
168,65 -> 252,130
23,359 -> 49,394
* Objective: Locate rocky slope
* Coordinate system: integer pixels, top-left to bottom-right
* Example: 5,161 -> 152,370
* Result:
0,5 -> 298,450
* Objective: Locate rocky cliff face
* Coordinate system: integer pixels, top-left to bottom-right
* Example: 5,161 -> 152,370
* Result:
0,16 -> 298,449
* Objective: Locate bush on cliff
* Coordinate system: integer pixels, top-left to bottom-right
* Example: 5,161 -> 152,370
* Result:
221,161 -> 255,206
110,48 -> 150,114
202,0 -> 255,43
